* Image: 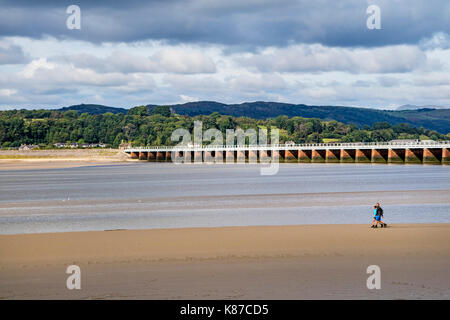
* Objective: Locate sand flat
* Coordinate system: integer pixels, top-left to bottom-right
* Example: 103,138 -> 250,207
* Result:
0,160 -> 133,171
1,224 -> 449,299
0,149 -> 133,170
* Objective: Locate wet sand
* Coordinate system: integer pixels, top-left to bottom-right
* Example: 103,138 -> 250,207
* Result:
1,189 -> 448,214
1,224 -> 449,299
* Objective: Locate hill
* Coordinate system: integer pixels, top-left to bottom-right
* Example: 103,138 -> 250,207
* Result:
2,104 -> 448,148
396,104 -> 449,111
58,104 -> 128,115
149,101 -> 450,133
53,101 -> 450,133
386,108 -> 450,133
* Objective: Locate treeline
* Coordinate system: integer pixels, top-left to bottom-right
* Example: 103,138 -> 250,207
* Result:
0,105 -> 448,148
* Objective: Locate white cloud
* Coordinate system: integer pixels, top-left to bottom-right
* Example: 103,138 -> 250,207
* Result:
236,44 -> 427,74
420,32 -> 450,50
179,94 -> 198,103
228,73 -> 288,91
1,35 -> 450,109
0,88 -> 17,96
19,58 -> 55,79
15,58 -> 133,87
153,48 -> 216,74
52,49 -> 216,75
412,72 -> 450,87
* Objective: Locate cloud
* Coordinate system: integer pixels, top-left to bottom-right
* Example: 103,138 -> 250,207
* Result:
227,73 -> 288,92
236,44 -> 427,74
0,0 -> 449,48
14,57 -> 133,87
420,32 -> 450,50
179,94 -> 198,103
19,57 -> 55,78
1,2 -> 450,110
0,43 -> 29,64
0,88 -> 17,96
377,76 -> 402,87
152,49 -> 216,74
52,49 -> 216,74
413,73 -> 450,86
352,80 -> 376,87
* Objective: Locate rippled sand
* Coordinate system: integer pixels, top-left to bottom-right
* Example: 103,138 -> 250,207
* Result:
1,224 -> 449,299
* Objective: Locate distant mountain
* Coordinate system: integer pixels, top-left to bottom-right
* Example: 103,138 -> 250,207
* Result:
148,101 -> 450,133
55,101 -> 450,133
58,104 -> 128,115
162,101 -> 391,123
387,108 -> 450,133
396,104 -> 449,111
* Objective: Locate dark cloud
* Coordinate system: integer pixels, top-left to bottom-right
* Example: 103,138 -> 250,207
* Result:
0,0 -> 449,48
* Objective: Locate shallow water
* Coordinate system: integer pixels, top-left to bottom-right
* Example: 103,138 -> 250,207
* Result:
0,163 -> 449,234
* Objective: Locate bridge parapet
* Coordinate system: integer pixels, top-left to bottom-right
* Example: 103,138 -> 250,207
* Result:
125,141 -> 450,153
124,141 -> 450,164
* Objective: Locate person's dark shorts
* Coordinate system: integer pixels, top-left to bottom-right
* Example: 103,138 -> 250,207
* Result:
375,215 -> 381,221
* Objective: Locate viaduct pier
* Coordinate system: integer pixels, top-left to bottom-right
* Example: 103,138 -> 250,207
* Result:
125,141 -> 450,164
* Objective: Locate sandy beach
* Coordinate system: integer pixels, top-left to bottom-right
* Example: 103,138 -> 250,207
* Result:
1,224 -> 449,299
0,149 -> 133,170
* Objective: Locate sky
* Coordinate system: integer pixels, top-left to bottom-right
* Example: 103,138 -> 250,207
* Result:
0,0 -> 449,110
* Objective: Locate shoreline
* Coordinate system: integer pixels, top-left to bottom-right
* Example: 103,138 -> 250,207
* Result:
1,223 -> 449,299
0,149 -> 135,170
0,158 -> 446,171
0,159 -> 134,171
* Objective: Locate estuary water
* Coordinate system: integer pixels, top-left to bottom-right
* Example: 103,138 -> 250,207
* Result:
0,163 -> 449,234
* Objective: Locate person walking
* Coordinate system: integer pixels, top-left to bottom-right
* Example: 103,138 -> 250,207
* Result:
371,203 -> 387,228
370,205 -> 379,228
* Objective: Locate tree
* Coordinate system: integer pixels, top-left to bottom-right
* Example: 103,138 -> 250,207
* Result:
113,133 -> 124,147
217,115 -> 235,132
128,106 -> 149,116
0,108 -> 448,148
152,105 -> 171,117
372,122 -> 391,130
307,132 -> 322,143
63,110 -> 78,119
